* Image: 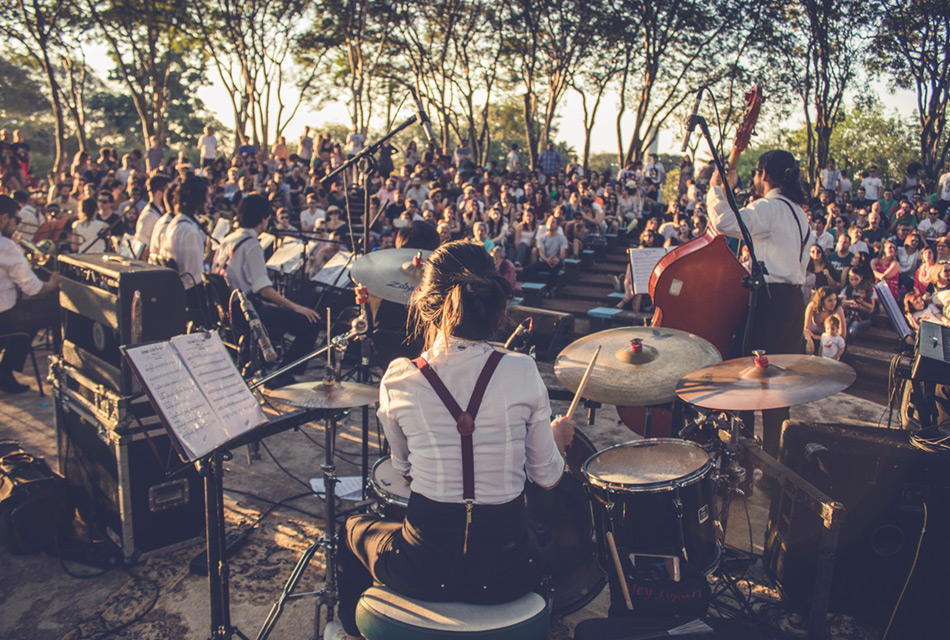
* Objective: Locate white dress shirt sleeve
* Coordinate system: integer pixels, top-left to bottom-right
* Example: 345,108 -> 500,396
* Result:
522,369 -> 565,489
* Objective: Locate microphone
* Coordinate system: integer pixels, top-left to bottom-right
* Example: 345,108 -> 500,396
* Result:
680,87 -> 704,153
504,318 -> 533,351
236,290 -> 278,363
410,86 -> 437,145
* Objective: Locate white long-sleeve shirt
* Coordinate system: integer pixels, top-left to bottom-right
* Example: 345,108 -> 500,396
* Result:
378,337 -> 564,505
158,214 -> 205,290
0,237 -> 42,313
707,186 -> 811,285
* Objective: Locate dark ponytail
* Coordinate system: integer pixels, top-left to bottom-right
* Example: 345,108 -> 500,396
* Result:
410,240 -> 513,351
757,150 -> 806,205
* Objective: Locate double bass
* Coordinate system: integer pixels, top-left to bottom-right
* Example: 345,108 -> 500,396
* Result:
617,86 -> 764,435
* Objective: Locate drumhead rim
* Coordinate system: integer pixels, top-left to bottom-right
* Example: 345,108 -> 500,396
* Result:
582,439 -> 713,493
369,456 -> 410,506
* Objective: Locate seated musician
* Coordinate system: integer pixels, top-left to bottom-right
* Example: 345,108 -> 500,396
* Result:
212,194 -> 319,387
326,240 -> 576,640
0,195 -> 59,394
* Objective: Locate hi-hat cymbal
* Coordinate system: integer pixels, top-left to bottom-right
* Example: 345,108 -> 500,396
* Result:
265,380 -> 379,409
675,353 -> 856,411
350,248 -> 432,304
555,327 -> 721,407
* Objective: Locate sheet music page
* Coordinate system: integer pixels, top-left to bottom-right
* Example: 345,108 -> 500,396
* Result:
123,341 -> 221,461
629,248 -> 670,294
265,239 -> 306,272
170,332 -> 267,443
212,217 -> 232,242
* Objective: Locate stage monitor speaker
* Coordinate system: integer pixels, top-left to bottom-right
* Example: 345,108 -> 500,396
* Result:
59,254 -> 186,395
765,421 -> 950,635
55,391 -> 204,561
502,305 -> 575,361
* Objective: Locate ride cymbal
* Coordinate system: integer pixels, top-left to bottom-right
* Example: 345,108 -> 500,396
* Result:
555,326 -> 721,407
350,248 -> 432,304
265,380 -> 379,409
675,352 -> 856,411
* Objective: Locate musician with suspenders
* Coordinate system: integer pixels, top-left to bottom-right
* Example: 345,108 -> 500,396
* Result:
327,241 -> 576,640
707,148 -> 812,458
212,194 -> 320,387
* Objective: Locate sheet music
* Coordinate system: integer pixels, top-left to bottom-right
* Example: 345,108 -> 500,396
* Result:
266,239 -> 306,273
629,248 -> 670,294
312,250 -> 354,287
170,332 -> 267,441
259,232 -> 276,251
212,217 -> 232,242
123,341 -> 221,461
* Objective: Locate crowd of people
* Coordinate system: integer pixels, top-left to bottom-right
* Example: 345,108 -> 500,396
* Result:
1,123 -> 950,383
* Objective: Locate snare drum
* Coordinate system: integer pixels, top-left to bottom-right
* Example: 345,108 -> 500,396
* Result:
366,430 -> 606,616
368,457 -> 410,520
583,439 -> 721,574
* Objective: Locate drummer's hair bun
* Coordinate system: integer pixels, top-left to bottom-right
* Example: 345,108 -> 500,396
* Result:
411,240 -> 513,351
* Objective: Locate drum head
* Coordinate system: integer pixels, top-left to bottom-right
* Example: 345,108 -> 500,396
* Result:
370,457 -> 411,504
584,439 -> 711,492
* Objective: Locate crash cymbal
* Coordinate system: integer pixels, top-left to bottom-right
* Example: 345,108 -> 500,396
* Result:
265,380 -> 379,409
350,248 -> 432,304
555,326 -> 721,407
675,352 -> 856,411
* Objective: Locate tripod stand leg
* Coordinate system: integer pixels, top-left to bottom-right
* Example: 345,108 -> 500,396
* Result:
255,540 -> 324,640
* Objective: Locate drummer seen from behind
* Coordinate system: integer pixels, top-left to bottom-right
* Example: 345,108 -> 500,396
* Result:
212,194 -> 319,389
707,148 -> 811,458
326,240 -> 576,640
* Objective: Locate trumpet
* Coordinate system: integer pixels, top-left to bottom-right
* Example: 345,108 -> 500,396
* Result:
17,236 -> 56,271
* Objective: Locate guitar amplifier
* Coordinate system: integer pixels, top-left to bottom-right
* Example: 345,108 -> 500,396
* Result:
58,254 -> 186,395
912,321 -> 950,383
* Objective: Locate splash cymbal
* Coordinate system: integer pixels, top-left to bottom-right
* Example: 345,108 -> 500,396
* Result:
555,326 -> 721,406
350,248 -> 432,304
675,352 -> 856,411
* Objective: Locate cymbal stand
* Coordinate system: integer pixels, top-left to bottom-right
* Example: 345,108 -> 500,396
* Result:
256,334 -> 349,640
711,412 -> 747,539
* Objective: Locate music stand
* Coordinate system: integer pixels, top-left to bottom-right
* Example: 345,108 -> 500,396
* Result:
122,332 -> 272,640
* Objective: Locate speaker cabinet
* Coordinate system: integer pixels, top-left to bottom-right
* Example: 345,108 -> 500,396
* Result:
765,421 -> 950,634
502,305 -> 575,361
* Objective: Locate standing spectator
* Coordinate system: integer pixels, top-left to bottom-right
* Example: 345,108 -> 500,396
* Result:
537,141 -> 562,177
644,154 -> 666,202
271,135 -> 290,164
506,144 -> 521,173
861,166 -> 883,202
678,156 -> 694,199
938,167 -> 950,214
377,140 -> 396,178
838,169 -> 853,200
899,162 -> 922,201
298,126 -> 314,167
346,126 -> 365,158
197,125 -> 218,168
145,135 -> 165,174
819,158 -> 841,194
453,139 -> 473,172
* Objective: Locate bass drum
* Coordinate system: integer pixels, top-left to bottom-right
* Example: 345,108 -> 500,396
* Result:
368,430 -> 605,616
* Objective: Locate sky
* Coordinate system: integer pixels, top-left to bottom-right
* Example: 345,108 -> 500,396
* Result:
81,41 -> 919,160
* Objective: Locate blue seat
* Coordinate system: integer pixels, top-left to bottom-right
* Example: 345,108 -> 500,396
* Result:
588,306 -> 622,331
355,586 -> 549,640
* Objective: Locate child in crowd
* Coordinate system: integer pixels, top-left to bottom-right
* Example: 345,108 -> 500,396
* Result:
904,292 -> 949,331
819,316 -> 846,360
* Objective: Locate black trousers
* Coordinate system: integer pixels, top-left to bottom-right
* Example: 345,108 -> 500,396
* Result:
0,291 -> 59,373
337,492 -> 540,636
733,283 -> 805,457
249,293 -> 319,375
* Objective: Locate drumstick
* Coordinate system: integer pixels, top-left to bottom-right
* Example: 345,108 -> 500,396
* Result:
566,346 -> 600,421
606,531 -> 634,611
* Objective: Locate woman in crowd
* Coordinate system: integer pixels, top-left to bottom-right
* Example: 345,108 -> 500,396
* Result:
71,197 -> 108,254
915,246 -> 939,295
512,207 -> 539,267
807,244 -> 839,290
871,239 -> 901,300
840,270 -> 877,336
804,286 -> 847,354
904,291 -> 949,330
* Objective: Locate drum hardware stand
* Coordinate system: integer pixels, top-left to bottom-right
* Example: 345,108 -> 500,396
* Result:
256,334 -> 356,640
584,399 -> 602,426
